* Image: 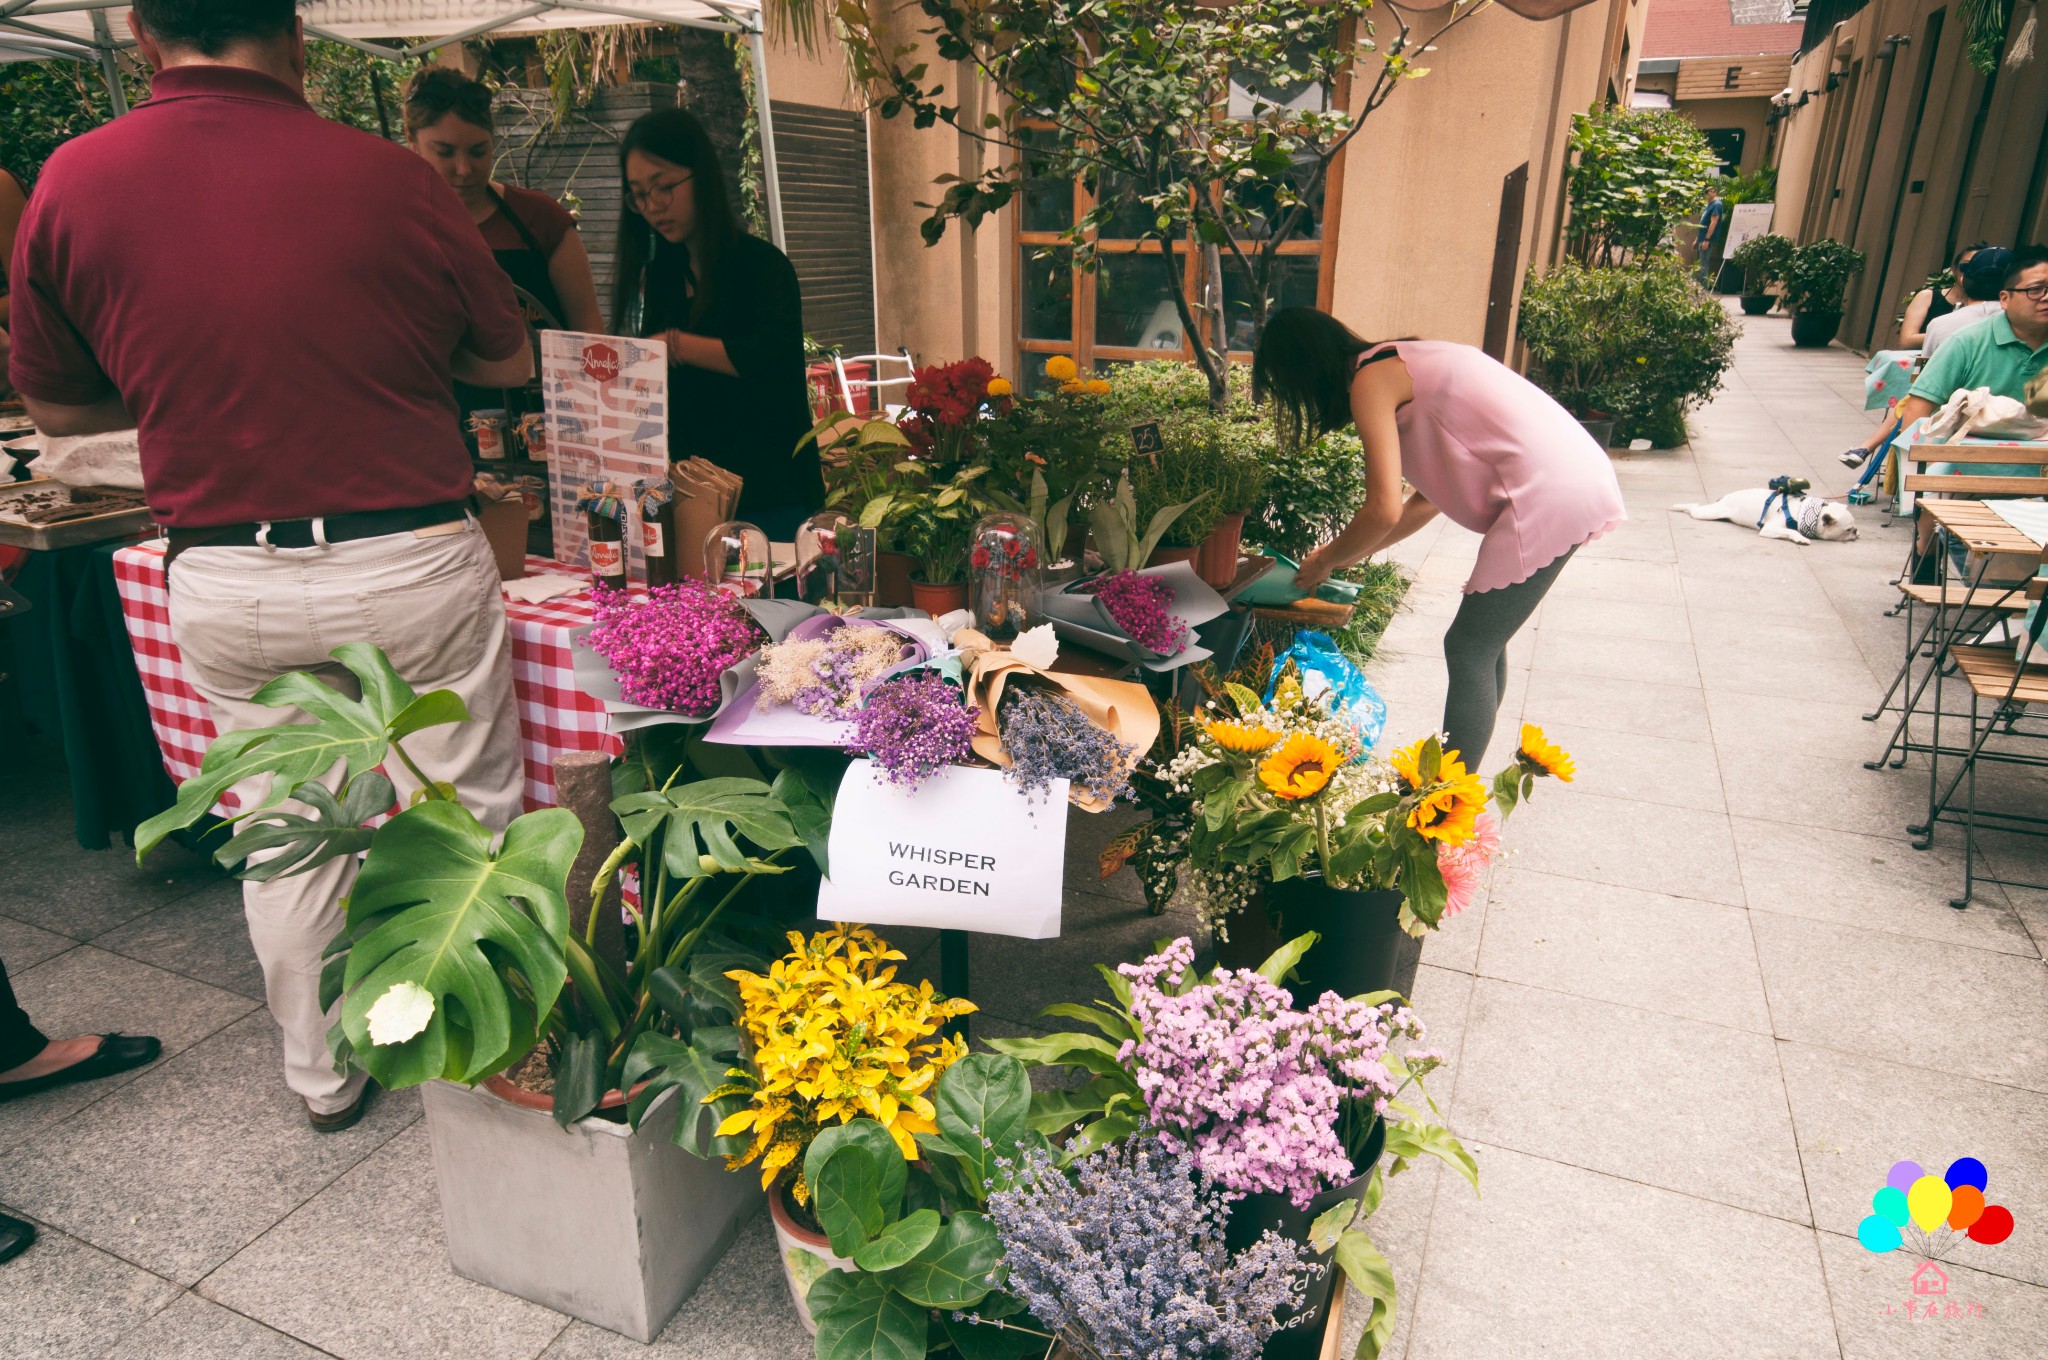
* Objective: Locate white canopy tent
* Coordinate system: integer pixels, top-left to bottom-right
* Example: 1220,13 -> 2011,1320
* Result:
0,0 -> 785,244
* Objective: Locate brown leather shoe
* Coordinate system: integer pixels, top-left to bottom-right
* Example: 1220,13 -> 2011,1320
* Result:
305,1085 -> 371,1133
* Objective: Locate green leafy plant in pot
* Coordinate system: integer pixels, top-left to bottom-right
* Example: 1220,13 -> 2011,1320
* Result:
1730,232 -> 1793,315
1782,238 -> 1866,348
872,464 -> 999,612
1088,468 -> 1205,574
1125,414 -> 1271,586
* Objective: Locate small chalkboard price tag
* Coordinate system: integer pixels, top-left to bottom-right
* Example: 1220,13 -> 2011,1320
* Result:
1130,421 -> 1164,466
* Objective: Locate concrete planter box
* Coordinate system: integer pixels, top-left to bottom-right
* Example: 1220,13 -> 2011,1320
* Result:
421,1079 -> 761,1342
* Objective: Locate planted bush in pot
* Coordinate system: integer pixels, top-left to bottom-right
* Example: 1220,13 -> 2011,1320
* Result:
1783,239 -> 1866,347
1730,232 -> 1793,315
135,646 -> 838,1341
1519,256 -> 1737,448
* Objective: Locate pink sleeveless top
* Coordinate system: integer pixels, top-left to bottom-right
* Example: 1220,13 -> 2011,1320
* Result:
1367,340 -> 1626,594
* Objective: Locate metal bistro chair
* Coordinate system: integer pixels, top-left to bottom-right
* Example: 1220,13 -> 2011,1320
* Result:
1921,550 -> 2048,907
834,347 -> 917,418
1863,449 -> 2048,768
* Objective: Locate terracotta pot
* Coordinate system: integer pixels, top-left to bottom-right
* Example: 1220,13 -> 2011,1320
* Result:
876,550 -> 917,607
768,1185 -> 855,1334
482,1073 -> 646,1115
1224,1117 -> 1386,1360
1195,510 -> 1246,590
910,577 -> 969,614
1216,877 -> 1420,1003
1145,543 -> 1199,569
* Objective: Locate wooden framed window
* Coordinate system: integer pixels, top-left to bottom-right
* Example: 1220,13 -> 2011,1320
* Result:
1012,122 -> 1336,391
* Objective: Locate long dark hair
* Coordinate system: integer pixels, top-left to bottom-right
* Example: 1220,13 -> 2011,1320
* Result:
1252,307 -> 1378,450
611,109 -> 743,332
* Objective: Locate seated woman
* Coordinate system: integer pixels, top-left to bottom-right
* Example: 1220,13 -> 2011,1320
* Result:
610,109 -> 822,540
404,69 -> 604,422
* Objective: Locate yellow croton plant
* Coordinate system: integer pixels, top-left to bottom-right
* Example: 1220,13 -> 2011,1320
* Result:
711,926 -> 974,1202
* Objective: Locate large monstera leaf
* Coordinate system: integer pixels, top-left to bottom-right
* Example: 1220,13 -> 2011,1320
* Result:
338,802 -> 582,1088
613,776 -> 807,881
135,643 -> 468,862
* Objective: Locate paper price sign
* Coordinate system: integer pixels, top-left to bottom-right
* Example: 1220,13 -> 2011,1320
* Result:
816,761 -> 1068,939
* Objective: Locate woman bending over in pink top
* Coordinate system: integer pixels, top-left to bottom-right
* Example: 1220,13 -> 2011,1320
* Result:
1254,308 -> 1625,764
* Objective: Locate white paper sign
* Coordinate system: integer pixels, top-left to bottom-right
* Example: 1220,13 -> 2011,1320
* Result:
1725,202 -> 1774,256
541,330 -> 669,573
817,761 -> 1068,939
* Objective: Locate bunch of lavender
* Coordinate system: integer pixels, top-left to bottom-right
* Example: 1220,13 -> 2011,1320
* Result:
997,688 -> 1137,805
756,626 -> 905,717
852,673 -> 980,789
981,1138 -> 1313,1360
581,582 -> 764,716
1118,938 -> 1432,1209
1088,570 -> 1188,655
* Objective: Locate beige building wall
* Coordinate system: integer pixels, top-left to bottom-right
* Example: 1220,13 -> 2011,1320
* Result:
770,0 -> 1644,370
1771,0 -> 2048,350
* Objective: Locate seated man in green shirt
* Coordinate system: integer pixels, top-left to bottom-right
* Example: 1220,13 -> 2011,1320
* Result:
1900,244 -> 2048,440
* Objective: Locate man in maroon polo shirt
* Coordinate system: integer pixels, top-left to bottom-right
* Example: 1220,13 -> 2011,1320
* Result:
8,0 -> 533,1132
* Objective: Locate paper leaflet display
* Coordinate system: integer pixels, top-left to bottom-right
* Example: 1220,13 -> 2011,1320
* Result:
817,761 -> 1068,939
542,331 -> 669,573
1724,202 -> 1774,257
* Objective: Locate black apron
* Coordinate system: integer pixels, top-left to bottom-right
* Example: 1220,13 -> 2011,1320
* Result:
454,186 -> 566,427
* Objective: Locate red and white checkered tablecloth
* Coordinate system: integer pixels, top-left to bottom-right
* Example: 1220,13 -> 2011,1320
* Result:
111,542 -> 622,810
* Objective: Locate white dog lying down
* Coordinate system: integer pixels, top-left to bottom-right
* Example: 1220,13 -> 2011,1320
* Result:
1672,486 -> 1859,544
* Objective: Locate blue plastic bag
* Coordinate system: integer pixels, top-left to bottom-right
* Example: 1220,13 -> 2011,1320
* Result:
1265,630 -> 1387,757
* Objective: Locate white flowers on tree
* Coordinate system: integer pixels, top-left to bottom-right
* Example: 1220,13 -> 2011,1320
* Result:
364,980 -> 436,1046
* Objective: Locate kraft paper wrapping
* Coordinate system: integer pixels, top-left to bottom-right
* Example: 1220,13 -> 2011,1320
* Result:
956,629 -> 1160,814
669,457 -> 742,580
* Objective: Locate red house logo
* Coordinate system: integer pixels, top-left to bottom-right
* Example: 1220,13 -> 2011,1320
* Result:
581,342 -> 621,384
1911,1262 -> 1949,1296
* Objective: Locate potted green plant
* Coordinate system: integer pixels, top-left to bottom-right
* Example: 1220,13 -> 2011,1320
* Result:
1125,414 -> 1271,587
814,413 -> 921,604
1783,238 -> 1867,347
1518,257 -> 1737,448
875,464 -> 998,613
1087,468 -> 1205,574
134,647 -> 836,1342
1730,232 -> 1793,315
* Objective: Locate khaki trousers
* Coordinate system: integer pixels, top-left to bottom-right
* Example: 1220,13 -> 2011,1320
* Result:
166,519 -> 523,1113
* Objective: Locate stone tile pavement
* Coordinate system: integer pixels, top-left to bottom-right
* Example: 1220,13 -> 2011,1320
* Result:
2,310 -> 2044,1357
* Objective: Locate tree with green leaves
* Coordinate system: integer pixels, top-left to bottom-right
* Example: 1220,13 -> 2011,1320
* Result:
1563,103 -> 1719,266
833,0 -> 1492,407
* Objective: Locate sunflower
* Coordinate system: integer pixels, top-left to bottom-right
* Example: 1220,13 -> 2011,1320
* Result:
1204,719 -> 1282,753
1388,737 -> 1472,792
1044,354 -> 1079,382
1517,724 -> 1575,782
1408,773 -> 1488,844
1258,732 -> 1341,800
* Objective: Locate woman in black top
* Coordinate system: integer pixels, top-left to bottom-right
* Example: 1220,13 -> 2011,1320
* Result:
613,109 -> 821,539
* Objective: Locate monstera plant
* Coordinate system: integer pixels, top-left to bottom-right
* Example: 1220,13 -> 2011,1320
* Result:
135,643 -> 834,1128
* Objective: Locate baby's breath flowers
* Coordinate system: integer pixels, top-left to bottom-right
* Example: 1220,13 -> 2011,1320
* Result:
852,673 -> 980,790
582,581 -> 763,716
1086,569 -> 1188,655
756,624 -> 906,717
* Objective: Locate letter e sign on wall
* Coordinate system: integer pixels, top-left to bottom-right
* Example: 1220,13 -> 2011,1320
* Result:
817,761 -> 1069,938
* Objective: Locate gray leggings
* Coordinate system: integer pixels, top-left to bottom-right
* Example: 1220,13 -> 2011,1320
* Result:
1440,549 -> 1575,764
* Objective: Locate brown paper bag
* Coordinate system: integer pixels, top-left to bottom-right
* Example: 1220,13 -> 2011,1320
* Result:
957,630 -> 1161,813
669,458 -> 744,579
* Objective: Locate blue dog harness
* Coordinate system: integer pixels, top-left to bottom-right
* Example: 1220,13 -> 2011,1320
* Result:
1757,476 -> 1823,539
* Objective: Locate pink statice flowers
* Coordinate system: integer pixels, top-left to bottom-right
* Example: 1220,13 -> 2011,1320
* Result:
1116,938 -> 1426,1209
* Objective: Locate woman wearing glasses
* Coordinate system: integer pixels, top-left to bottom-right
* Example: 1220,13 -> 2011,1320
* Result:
615,108 -> 822,537
404,69 -> 604,422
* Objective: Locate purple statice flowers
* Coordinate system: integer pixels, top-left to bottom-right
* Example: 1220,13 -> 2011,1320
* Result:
982,1138 -> 1312,1360
852,672 -> 980,790
1088,570 -> 1187,655
582,582 -> 764,716
997,688 -> 1136,805
1117,938 -> 1427,1209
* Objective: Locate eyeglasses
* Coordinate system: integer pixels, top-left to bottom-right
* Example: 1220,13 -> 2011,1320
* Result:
628,172 -> 693,213
2007,283 -> 2048,303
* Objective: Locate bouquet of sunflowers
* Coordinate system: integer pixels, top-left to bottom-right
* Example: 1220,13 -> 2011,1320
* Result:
709,926 -> 974,1204
1109,662 -> 1574,937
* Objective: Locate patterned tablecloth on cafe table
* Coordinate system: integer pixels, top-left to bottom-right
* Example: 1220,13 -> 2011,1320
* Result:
111,540 -> 621,811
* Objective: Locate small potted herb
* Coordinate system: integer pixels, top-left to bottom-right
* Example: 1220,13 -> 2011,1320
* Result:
1783,238 -> 1867,348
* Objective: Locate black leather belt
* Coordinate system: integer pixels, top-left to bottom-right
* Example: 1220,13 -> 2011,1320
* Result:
165,501 -> 469,566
